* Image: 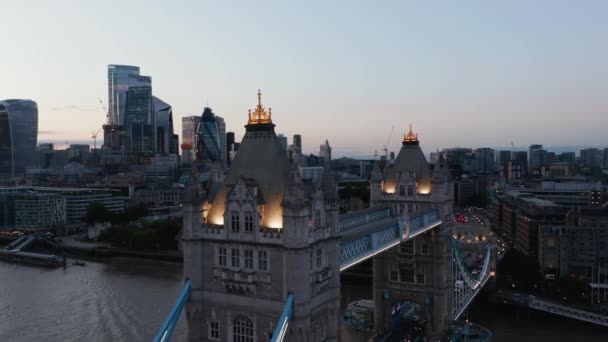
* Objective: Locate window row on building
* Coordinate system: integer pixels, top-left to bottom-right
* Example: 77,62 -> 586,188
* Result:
217,246 -> 269,272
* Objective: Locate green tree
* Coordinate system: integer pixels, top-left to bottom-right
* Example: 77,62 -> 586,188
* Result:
84,202 -> 110,225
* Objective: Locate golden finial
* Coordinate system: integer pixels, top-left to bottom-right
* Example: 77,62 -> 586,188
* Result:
257,89 -> 262,106
248,89 -> 273,125
403,123 -> 419,143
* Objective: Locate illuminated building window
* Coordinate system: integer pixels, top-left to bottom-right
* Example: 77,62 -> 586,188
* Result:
231,210 -> 240,232
258,250 -> 268,271
244,211 -> 254,232
208,320 -> 220,341
400,240 -> 414,255
244,249 -> 253,269
399,185 -> 406,196
231,248 -> 240,268
407,185 -> 414,197
218,247 -> 227,266
232,315 -> 254,342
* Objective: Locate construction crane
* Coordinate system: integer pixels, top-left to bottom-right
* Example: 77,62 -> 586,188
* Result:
91,128 -> 102,151
98,98 -> 109,119
382,126 -> 395,158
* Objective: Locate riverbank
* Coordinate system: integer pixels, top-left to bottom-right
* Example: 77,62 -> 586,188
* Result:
59,235 -> 183,262
0,235 -> 182,263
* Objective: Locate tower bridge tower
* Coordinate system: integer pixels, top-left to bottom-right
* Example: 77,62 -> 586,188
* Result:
182,91 -> 341,342
369,125 -> 454,338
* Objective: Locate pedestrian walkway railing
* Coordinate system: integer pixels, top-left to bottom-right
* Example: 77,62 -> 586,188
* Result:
154,279 -> 191,342
270,293 -> 294,342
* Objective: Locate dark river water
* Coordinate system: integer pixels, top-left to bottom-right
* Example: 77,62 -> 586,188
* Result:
0,258 -> 187,342
1,259 -> 607,342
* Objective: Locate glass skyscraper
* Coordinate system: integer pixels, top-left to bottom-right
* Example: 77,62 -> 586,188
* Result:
196,107 -> 227,172
0,99 -> 38,178
107,65 -> 150,125
153,96 -> 178,155
124,86 -> 154,155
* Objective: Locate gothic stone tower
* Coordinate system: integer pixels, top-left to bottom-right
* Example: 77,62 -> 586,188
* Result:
369,125 -> 454,338
183,91 -> 341,342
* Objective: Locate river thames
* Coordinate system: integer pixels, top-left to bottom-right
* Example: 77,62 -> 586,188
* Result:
1,259 -> 607,341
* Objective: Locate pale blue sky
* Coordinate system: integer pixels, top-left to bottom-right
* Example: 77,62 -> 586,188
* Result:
1,0 -> 607,156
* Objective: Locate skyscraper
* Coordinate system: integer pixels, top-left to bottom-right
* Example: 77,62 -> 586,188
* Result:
196,108 -> 227,172
529,144 -> 546,174
153,96 -> 178,155
124,86 -> 154,155
320,139 -> 332,162
276,133 -> 288,152
473,147 -> 495,173
496,150 -> 512,169
293,134 -> 302,155
0,99 -> 38,177
181,116 -> 200,164
107,65 -> 149,125
105,65 -> 152,155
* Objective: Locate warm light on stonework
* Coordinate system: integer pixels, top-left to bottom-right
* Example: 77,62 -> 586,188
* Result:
209,213 -> 224,225
417,186 -> 431,195
247,89 -> 273,125
266,217 -> 283,229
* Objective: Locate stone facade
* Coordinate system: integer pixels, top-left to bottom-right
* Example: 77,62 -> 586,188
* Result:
369,127 -> 454,338
182,93 -> 341,342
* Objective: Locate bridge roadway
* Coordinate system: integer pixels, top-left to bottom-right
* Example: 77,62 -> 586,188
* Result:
157,206 -> 492,341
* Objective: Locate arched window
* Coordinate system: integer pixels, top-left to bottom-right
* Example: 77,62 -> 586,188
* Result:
399,185 -> 405,196
233,315 -> 254,342
407,185 -> 414,196
231,210 -> 240,232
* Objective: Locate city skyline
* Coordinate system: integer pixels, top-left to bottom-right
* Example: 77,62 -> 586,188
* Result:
1,1 -> 607,156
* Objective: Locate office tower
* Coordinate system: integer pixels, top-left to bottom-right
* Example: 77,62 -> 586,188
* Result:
320,139 -> 332,161
153,96 -> 177,155
196,107 -> 226,171
124,86 -> 155,155
105,65 -> 151,151
512,151 -> 528,174
293,134 -> 302,155
276,133 -> 288,152
603,148 -> 608,168
496,150 -> 511,169
557,152 -> 576,163
580,148 -> 602,169
0,99 -> 38,177
473,147 -> 495,172
181,116 -> 200,164
529,144 -> 546,173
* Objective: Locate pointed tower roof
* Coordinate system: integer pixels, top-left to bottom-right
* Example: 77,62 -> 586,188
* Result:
382,124 -> 431,193
206,90 -> 290,228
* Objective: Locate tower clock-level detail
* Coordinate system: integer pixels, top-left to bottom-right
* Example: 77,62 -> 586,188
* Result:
182,91 -> 341,342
